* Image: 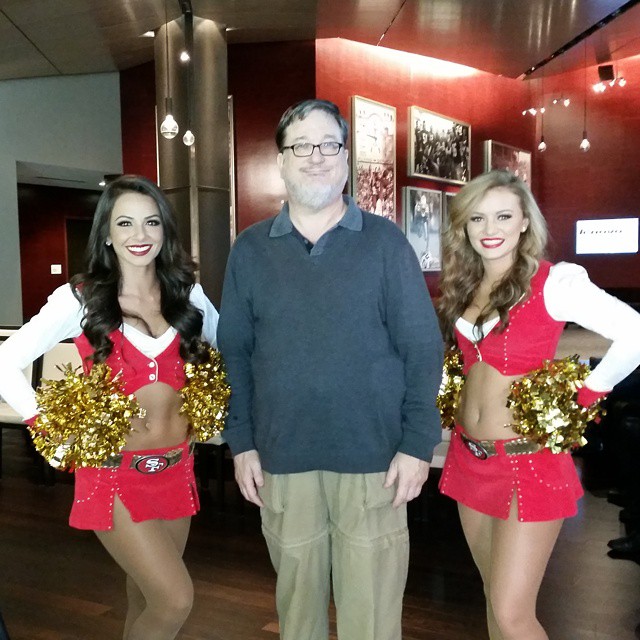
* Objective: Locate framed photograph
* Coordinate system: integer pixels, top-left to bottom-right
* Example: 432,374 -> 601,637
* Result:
443,191 -> 457,233
409,106 -> 470,184
484,140 -> 532,184
351,96 -> 396,221
228,95 -> 237,244
403,187 -> 443,272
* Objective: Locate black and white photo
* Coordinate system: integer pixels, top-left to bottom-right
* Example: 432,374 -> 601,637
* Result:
409,106 -> 470,184
351,96 -> 396,221
403,187 -> 442,271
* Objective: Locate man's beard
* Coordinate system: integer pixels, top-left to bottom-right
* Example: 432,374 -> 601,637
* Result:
284,166 -> 348,212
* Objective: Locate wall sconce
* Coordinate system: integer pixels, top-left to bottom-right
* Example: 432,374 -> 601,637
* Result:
593,64 -> 627,92
522,106 -> 545,116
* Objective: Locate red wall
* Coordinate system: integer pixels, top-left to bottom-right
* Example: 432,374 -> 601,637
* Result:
120,61 -> 158,181
18,185 -> 99,320
536,57 -> 640,288
316,38 -> 535,292
228,41 -> 317,231
117,41 -> 640,293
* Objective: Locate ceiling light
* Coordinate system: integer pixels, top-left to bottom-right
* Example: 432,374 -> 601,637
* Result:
618,77 -> 627,87
160,0 -> 179,140
580,42 -> 590,153
98,179 -> 106,187
580,133 -> 591,152
182,129 -> 195,146
141,30 -> 155,38
563,98 -> 570,107
180,50 -> 190,62
537,136 -> 547,152
160,109 -> 179,139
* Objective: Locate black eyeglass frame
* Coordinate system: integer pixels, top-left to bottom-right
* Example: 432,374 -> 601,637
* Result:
280,142 -> 344,157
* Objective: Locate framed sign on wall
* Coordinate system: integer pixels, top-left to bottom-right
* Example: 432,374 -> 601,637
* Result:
351,96 -> 396,221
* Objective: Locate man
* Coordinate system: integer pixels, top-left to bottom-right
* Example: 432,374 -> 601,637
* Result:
217,99 -> 443,640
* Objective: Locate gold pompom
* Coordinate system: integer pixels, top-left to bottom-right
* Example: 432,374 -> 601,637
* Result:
507,355 -> 603,453
180,347 -> 230,441
437,349 -> 465,430
30,363 -> 143,469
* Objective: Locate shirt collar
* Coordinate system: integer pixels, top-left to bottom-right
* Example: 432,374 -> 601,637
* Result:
269,195 -> 363,238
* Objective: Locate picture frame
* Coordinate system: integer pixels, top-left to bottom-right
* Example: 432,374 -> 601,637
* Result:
409,106 -> 470,184
228,95 -> 237,244
484,140 -> 532,184
403,187 -> 443,272
443,191 -> 457,234
351,96 -> 397,221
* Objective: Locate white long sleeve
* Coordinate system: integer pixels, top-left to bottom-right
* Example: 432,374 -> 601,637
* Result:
0,283 -> 220,420
0,285 -> 83,419
544,262 -> 640,392
190,283 -> 219,346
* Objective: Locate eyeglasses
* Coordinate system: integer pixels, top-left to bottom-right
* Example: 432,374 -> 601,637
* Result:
280,142 -> 344,157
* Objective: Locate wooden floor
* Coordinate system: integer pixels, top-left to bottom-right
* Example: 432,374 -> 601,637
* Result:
0,429 -> 639,640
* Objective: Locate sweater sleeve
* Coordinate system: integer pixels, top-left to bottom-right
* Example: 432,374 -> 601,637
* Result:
384,232 -> 444,462
216,241 -> 257,455
544,262 -> 640,393
0,285 -> 83,420
189,283 -> 219,347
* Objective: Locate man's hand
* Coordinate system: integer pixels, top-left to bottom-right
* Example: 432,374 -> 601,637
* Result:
233,449 -> 265,507
384,452 -> 430,508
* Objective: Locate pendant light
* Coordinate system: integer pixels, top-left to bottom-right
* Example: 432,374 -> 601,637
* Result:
182,8 -> 195,147
159,0 -> 179,140
538,75 -> 547,152
580,40 -> 590,152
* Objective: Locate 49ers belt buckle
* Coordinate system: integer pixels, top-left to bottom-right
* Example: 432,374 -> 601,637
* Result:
133,455 -> 170,474
461,434 -> 489,460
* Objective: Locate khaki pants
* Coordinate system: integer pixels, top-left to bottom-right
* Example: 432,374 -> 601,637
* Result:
259,470 -> 409,640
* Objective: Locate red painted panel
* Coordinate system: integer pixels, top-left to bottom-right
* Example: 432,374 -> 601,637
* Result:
18,185 -> 99,320
228,41 -> 317,231
315,39 -> 535,294
536,58 -> 640,289
116,39 -> 639,294
120,61 -> 158,181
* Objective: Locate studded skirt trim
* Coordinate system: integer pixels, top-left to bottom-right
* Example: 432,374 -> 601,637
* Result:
69,440 -> 199,531
438,425 -> 583,522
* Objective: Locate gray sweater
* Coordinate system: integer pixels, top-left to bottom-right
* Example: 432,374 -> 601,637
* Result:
217,197 -> 444,474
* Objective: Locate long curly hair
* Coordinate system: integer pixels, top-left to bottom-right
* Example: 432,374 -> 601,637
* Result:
438,170 -> 548,346
70,175 -> 209,365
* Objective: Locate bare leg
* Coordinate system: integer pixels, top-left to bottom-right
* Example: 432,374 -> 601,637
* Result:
458,504 -> 503,640
124,576 -> 146,638
95,496 -> 193,640
489,500 -> 562,640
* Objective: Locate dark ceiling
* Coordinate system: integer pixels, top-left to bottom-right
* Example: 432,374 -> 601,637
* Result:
0,0 -> 639,83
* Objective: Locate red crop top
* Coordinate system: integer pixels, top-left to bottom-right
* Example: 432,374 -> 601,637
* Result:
455,261 -> 565,376
74,329 -> 186,395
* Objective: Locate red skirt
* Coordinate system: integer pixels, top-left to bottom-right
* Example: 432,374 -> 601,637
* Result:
439,425 -> 583,522
69,441 -> 200,531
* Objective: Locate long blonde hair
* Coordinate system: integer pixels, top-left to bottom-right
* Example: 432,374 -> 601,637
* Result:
438,171 -> 548,346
